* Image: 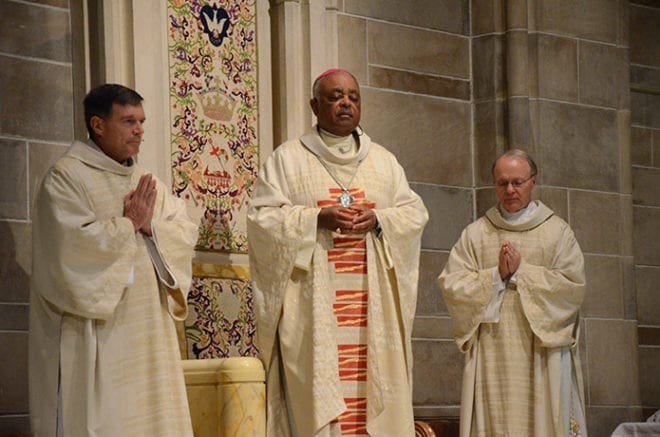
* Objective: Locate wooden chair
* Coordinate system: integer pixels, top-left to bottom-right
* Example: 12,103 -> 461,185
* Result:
415,420 -> 437,437
415,417 -> 461,437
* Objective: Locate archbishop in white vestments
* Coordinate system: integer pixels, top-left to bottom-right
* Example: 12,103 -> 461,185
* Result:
247,69 -> 428,436
29,84 -> 198,437
439,150 -> 587,437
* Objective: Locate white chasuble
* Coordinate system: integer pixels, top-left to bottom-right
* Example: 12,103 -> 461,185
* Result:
439,202 -> 587,437
29,141 -> 198,437
247,128 -> 428,436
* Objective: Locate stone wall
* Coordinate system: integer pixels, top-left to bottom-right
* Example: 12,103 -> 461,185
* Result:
0,1 -> 73,435
630,0 -> 660,423
335,1 -> 649,436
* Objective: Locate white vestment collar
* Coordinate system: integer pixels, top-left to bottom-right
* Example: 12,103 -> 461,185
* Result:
499,200 -> 539,225
486,200 -> 554,232
317,127 -> 357,157
300,125 -> 371,165
64,140 -> 135,176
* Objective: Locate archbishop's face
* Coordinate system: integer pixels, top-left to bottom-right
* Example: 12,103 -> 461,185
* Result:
311,72 -> 361,137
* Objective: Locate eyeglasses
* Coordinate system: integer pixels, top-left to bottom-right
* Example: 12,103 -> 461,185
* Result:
493,174 -> 536,190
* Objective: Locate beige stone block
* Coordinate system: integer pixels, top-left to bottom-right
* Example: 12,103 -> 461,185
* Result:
4,221 -> 31,275
506,0 -> 530,29
639,327 -> 660,347
533,186 -> 568,223
369,66 -> 469,101
413,406 -> 461,422
534,0 -> 579,37
360,88 -> 471,185
537,101 -> 619,191
472,35 -> 504,101
582,255 -> 624,318
579,42 -> 629,109
471,0 -> 504,35
643,408 -> 659,423
0,139 -> 27,220
577,317 -> 588,393
631,65 -> 660,92
368,21 -> 469,78
0,56 -> 73,141
639,347 -> 660,407
475,187 -> 497,218
536,0 -> 621,44
0,332 -> 29,414
585,319 -> 639,405
633,206 -> 660,265
631,127 -> 652,167
636,266 -> 660,325
586,407 -> 642,437
24,0 -> 68,6
417,251 -> 450,316
412,184 -> 473,251
630,5 -> 660,68
618,110 -> 632,195
537,34 -> 578,102
527,33 -> 539,98
412,340 -> 462,405
631,92 -> 660,129
618,0 -> 630,47
0,304 -> 28,331
507,97 -> 537,151
344,0 -> 468,35
338,15 -> 367,85
655,130 -> 660,168
0,416 -> 30,436
506,31 -> 532,98
620,193 -> 634,257
29,142 -> 69,215
633,167 -> 660,206
0,222 -> 31,304
474,101 -> 507,187
413,316 -> 453,340
569,191 -> 622,255
0,0 -> 71,62
622,256 -> 636,320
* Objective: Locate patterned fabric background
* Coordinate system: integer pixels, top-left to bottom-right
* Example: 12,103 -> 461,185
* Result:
167,0 -> 259,253
184,275 -> 258,358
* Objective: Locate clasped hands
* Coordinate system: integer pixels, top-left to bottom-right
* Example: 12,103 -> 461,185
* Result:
124,174 -> 157,236
499,241 -> 521,280
318,204 -> 378,235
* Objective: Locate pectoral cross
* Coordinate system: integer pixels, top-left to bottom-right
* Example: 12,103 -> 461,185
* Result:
338,190 -> 354,207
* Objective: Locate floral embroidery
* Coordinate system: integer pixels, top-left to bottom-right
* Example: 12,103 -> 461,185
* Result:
168,0 -> 258,253
184,276 -> 258,358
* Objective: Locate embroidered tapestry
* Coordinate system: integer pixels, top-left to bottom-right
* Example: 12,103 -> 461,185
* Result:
184,272 -> 258,358
168,0 -> 258,253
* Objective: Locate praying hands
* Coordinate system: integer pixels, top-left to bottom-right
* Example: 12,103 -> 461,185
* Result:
124,173 -> 157,235
317,204 -> 378,234
498,241 -> 521,280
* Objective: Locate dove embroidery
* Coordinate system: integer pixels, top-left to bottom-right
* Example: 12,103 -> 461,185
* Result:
200,4 -> 230,47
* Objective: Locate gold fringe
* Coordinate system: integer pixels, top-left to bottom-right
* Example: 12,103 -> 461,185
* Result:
192,263 -> 251,279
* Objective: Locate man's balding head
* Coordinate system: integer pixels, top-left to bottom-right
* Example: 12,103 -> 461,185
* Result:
492,149 -> 538,213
